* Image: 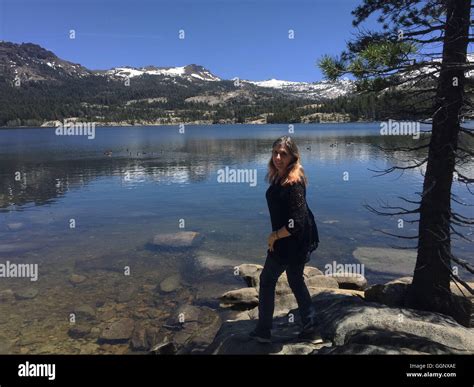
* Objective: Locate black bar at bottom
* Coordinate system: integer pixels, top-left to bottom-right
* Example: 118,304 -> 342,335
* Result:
0,355 -> 471,386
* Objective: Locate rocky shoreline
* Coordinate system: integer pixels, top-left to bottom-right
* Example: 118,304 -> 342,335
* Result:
0,230 -> 472,355
0,117 -> 372,129
203,263 -> 474,355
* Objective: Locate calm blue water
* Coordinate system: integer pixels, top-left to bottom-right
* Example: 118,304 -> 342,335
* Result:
0,123 -> 472,280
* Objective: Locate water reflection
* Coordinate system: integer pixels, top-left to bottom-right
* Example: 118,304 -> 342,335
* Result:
0,124 -> 446,210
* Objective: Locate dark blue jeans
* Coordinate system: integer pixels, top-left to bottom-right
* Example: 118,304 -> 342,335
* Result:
256,253 -> 313,334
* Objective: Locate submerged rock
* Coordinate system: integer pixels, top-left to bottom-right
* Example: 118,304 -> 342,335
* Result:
72,305 -> 96,321
6,222 -> 24,231
115,286 -> 137,303
152,231 -> 203,249
0,289 -> 14,302
99,319 -> 135,344
14,288 -> 38,300
161,304 -> 221,354
159,274 -> 182,293
69,274 -> 87,285
68,324 -> 92,339
353,247 -> 416,276
195,250 -> 237,271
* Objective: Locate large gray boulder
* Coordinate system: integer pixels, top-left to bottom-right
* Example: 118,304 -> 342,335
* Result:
220,287 -> 259,308
328,273 -> 368,291
364,277 -> 412,306
160,304 -> 222,354
234,264 -> 325,289
310,293 -> 474,353
205,318 -> 329,355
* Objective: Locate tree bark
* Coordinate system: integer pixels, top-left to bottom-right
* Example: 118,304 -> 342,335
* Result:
408,0 -> 472,326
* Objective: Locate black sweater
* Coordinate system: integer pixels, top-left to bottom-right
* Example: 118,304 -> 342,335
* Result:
265,180 -> 319,265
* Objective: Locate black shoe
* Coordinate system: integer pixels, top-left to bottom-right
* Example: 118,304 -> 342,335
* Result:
249,329 -> 272,344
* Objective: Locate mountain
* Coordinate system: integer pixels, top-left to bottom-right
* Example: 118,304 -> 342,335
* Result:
103,64 -> 221,82
8,41 -> 468,126
0,41 -> 91,82
246,78 -> 354,99
0,41 -> 351,94
0,41 -> 360,126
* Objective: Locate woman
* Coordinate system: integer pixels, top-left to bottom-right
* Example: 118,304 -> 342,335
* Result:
250,136 -> 320,343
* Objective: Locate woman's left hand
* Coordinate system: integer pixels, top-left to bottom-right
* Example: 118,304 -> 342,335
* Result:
268,231 -> 278,252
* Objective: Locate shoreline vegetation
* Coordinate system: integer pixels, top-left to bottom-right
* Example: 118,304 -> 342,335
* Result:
0,117 -> 418,130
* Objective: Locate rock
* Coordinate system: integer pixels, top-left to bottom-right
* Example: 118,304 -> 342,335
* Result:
90,327 -> 101,339
0,289 -> 14,302
353,247 -> 416,276
164,305 -> 221,354
116,286 -> 137,303
335,329 -> 471,354
327,273 -> 368,291
131,325 -> 167,352
68,324 -> 92,339
315,343 -> 426,355
18,334 -> 44,346
69,274 -> 87,285
14,288 -> 38,300
231,287 -> 364,321
235,264 -> 324,289
74,255 -> 126,273
366,276 -> 474,304
73,305 -> 96,321
275,274 -> 338,295
79,343 -> 100,354
95,300 -> 105,308
100,308 -> 116,321
310,293 -> 474,353
305,275 -> 339,289
151,340 -> 178,355
0,336 -> 12,354
364,277 -> 412,306
0,243 -> 39,254
159,274 -> 182,293
220,288 -> 259,308
236,264 -> 263,287
99,319 -> 135,344
304,266 -> 324,277
195,280 -> 236,306
195,250 -> 237,271
6,222 -> 24,231
130,324 -> 148,351
152,231 -> 203,249
205,318 -> 328,355
308,287 -> 365,299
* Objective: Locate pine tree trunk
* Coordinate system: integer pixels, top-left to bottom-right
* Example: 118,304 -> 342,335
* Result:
407,0 -> 471,325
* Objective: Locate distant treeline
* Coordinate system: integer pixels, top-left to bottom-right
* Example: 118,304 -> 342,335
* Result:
0,75 -> 440,127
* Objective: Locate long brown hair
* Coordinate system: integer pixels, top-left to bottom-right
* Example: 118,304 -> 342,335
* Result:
266,136 -> 308,186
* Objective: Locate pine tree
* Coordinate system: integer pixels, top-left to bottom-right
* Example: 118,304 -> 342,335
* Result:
320,0 -> 473,325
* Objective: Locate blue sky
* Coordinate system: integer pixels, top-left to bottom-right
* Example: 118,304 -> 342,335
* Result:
0,0 -> 379,82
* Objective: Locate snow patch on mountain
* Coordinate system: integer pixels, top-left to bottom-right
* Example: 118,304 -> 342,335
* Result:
247,77 -> 355,99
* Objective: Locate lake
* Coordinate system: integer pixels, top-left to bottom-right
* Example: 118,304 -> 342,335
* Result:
0,123 -> 472,354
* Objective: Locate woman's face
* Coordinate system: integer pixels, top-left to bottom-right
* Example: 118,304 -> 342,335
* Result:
272,145 -> 292,174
